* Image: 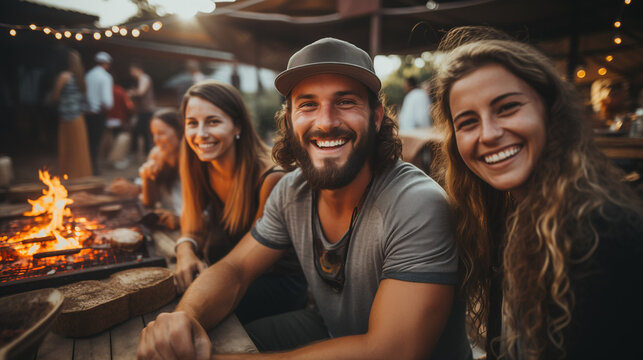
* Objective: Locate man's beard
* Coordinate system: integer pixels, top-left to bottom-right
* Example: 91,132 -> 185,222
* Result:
289,115 -> 377,190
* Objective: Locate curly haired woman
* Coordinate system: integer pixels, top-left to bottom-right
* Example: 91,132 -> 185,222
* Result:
432,27 -> 643,359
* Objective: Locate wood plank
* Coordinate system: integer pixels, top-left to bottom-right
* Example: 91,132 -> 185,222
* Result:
73,330 -> 110,360
0,202 -> 30,218
142,298 -> 178,326
36,331 -> 73,360
139,298 -> 256,355
209,315 -> 258,354
594,136 -> 643,159
150,229 -> 180,260
110,316 -> 145,360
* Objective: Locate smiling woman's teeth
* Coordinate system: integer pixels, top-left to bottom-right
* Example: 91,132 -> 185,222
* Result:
316,139 -> 346,148
484,146 -> 520,164
198,143 -> 214,150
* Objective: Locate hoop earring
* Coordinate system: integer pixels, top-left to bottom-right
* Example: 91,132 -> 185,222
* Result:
235,133 -> 240,140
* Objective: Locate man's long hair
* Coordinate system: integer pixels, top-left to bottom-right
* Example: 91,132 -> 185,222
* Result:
272,90 -> 402,175
432,31 -> 642,359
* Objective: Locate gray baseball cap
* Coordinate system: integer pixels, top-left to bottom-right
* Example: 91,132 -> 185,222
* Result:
95,51 -> 112,64
274,37 -> 381,97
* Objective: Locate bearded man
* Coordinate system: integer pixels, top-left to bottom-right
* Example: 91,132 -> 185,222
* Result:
138,38 -> 471,360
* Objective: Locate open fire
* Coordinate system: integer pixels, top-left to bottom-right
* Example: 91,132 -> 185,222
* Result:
5,171 -> 93,256
0,170 -> 165,295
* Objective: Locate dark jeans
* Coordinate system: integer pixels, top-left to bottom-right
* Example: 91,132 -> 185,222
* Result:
235,272 -> 308,325
132,111 -> 152,154
85,112 -> 105,175
244,308 -> 329,352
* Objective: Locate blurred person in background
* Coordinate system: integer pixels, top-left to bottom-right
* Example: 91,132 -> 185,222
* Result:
398,76 -> 432,130
187,59 -> 206,84
128,61 -> 156,159
108,108 -> 182,230
50,48 -> 92,178
104,83 -> 134,169
85,51 -> 113,175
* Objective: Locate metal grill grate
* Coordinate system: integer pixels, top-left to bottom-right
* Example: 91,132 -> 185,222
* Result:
0,199 -> 166,296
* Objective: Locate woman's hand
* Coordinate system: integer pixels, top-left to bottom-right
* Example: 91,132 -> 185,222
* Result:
175,242 -> 207,294
106,178 -> 140,198
153,208 -> 180,230
139,158 -> 163,181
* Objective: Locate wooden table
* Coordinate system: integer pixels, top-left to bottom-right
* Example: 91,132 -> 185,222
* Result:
35,298 -> 258,360
594,136 -> 643,159
31,226 -> 258,359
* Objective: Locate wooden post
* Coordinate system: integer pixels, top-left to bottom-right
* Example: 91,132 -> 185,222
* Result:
567,32 -> 580,81
370,4 -> 381,57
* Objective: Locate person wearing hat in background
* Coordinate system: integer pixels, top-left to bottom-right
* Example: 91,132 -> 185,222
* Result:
399,76 -> 432,131
137,37 -> 471,360
85,51 -> 114,175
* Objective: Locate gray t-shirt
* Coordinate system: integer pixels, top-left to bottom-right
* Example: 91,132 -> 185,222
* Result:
252,160 -> 471,359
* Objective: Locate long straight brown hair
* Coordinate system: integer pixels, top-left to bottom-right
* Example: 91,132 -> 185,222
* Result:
179,80 -> 270,244
68,49 -> 86,93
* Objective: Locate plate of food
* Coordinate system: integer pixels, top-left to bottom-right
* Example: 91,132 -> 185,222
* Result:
98,227 -> 145,251
0,288 -> 64,360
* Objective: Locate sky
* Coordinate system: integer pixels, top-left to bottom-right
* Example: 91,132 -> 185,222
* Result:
29,0 -> 401,80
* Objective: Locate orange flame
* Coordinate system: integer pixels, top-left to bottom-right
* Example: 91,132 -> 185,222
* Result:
4,170 -> 83,256
24,170 -> 74,233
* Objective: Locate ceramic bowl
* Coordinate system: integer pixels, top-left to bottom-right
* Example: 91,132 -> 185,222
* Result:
0,288 -> 64,360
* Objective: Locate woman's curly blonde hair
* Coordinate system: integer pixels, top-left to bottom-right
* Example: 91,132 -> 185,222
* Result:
431,30 -> 642,359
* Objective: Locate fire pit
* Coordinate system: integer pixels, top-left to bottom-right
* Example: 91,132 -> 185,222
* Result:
0,171 -> 166,296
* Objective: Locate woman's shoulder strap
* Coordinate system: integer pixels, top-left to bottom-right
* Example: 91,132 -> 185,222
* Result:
257,166 -> 286,188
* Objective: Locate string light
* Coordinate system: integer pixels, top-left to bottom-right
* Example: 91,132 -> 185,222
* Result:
624,0 -> 631,4
613,35 -> 622,44
606,55 -> 614,62
598,67 -> 607,76
425,0 -> 438,10
2,16 -> 176,42
576,69 -> 586,79
614,21 -> 621,28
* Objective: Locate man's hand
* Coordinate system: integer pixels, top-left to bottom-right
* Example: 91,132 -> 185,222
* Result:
138,311 -> 212,360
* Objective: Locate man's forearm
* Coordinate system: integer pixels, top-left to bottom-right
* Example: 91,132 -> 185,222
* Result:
176,260 -> 247,330
211,334 -> 407,360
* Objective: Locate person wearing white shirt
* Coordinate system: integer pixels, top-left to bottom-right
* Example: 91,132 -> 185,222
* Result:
398,76 -> 432,130
85,51 -> 113,174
